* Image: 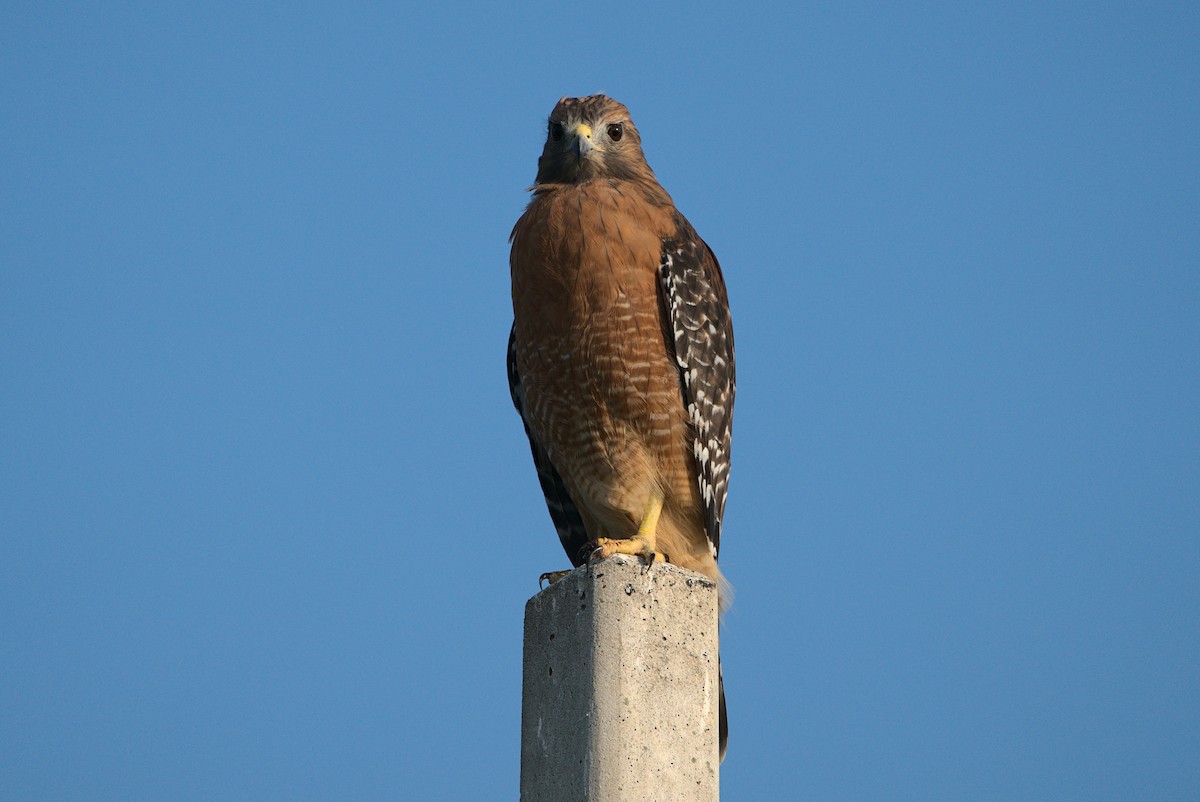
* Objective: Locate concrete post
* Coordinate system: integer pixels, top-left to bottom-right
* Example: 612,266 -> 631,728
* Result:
519,554 -> 720,801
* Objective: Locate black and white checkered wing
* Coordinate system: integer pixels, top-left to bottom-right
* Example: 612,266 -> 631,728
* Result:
659,218 -> 736,558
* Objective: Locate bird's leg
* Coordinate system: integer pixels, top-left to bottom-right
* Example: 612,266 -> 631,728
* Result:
588,491 -> 669,569
538,569 -> 574,588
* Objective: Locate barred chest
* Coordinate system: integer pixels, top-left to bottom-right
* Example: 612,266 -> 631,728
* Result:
510,184 -> 688,485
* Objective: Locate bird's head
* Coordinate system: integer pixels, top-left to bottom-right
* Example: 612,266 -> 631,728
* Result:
535,95 -> 656,185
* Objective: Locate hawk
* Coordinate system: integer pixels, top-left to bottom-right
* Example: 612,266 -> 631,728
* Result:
508,95 -> 735,759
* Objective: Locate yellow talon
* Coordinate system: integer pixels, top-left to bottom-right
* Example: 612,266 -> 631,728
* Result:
588,492 -> 668,570
539,569 -> 574,588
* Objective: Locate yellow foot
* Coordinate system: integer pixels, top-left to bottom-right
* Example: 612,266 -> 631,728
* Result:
587,537 -> 669,569
587,490 -> 668,570
538,569 -> 574,589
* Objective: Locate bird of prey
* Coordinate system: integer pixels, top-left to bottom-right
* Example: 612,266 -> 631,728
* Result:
507,95 -> 735,759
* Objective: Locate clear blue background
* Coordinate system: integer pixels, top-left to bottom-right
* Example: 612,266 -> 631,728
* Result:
3,3 -> 1197,799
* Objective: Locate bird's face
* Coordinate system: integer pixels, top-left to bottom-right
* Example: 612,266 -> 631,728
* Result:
535,95 -> 651,184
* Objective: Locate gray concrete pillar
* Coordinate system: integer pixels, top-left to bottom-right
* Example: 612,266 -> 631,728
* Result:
520,554 -> 720,801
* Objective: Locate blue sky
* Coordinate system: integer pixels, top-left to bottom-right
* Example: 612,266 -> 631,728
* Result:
2,2 -> 1197,799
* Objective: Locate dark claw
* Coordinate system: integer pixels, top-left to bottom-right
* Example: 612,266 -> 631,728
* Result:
583,539 -> 607,564
579,540 -> 601,565
642,551 -> 670,573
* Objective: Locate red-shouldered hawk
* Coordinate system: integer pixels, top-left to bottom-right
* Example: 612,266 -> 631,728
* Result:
508,95 -> 735,759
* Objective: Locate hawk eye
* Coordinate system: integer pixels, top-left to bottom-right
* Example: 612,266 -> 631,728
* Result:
550,122 -> 564,142
607,123 -> 624,141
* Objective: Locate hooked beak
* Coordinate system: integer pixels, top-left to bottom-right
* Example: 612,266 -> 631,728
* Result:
571,123 -> 593,160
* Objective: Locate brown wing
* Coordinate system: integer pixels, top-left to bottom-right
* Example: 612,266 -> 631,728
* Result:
507,325 -> 592,566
